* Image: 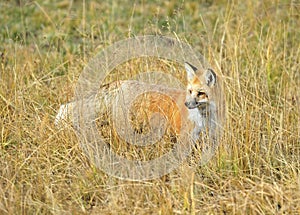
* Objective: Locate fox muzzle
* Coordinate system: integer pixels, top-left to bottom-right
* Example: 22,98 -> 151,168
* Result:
185,100 -> 207,109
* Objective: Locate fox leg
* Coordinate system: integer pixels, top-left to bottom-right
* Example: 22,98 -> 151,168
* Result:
191,126 -> 202,143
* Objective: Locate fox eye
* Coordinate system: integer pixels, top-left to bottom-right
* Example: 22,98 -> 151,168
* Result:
197,91 -> 206,97
188,89 -> 192,94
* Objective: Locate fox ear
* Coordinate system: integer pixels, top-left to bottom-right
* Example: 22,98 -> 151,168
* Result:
205,68 -> 217,87
185,62 -> 197,82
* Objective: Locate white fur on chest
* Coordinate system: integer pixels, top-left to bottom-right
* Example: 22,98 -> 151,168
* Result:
188,108 -> 205,129
187,102 -> 217,141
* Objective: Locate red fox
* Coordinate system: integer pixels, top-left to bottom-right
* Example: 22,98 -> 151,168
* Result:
55,62 -> 222,146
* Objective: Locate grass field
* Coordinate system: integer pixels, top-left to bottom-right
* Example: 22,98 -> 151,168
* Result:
0,0 -> 300,214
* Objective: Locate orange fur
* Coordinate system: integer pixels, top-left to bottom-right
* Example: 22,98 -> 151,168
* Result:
131,90 -> 188,136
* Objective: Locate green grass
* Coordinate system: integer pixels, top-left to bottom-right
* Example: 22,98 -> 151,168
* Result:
0,0 -> 299,214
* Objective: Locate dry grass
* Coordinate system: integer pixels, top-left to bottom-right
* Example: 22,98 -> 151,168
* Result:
0,0 -> 299,214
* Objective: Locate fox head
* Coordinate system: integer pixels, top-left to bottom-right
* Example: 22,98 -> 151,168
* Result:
184,62 -> 217,110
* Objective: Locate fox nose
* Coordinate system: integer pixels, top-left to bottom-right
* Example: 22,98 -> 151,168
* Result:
185,101 -> 198,109
185,100 -> 208,109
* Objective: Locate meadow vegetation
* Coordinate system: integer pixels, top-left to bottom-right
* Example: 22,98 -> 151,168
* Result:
0,0 -> 299,214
